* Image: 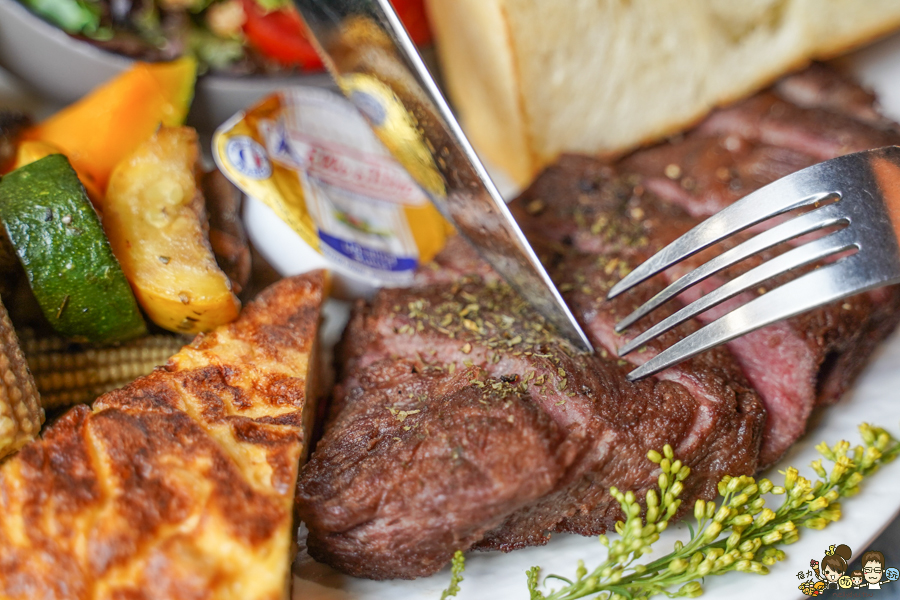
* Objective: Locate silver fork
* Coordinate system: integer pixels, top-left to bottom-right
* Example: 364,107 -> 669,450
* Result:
607,146 -> 900,381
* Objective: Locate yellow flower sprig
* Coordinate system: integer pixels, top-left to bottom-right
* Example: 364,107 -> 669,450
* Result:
525,423 -> 899,600
440,423 -> 900,600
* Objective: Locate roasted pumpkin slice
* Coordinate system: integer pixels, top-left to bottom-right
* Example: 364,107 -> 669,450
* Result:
104,127 -> 241,334
25,57 -> 197,192
14,139 -> 103,204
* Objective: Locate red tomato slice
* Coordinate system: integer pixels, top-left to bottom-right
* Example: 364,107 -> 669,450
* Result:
240,0 -> 324,70
390,0 -> 433,46
240,0 -> 432,70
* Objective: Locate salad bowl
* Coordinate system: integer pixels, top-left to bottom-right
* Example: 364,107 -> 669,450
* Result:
0,0 -> 332,131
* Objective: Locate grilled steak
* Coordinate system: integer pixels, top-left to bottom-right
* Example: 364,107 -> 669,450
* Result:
299,274 -> 764,579
296,64 -> 900,579
618,64 -> 900,465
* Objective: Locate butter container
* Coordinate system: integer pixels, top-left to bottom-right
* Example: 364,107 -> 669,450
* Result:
213,86 -> 451,297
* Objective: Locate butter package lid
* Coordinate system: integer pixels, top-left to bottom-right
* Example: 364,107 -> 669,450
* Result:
213,86 -> 451,291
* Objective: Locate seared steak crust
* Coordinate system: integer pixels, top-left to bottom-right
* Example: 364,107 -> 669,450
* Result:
618,65 -> 900,465
297,65 -> 900,579
299,193 -> 766,576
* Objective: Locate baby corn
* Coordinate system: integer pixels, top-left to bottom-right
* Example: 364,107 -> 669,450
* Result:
0,297 -> 43,459
19,330 -> 185,409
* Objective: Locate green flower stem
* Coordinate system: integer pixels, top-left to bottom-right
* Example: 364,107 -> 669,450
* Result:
440,551 -> 466,600
514,423 -> 900,600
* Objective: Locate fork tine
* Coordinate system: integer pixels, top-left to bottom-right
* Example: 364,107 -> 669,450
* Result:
625,255 -> 866,381
607,160 -> 845,300
614,203 -> 849,332
617,229 -> 857,357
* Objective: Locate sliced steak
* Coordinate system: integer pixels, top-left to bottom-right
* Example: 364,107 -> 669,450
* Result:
299,271 -> 764,576
509,156 -> 817,469
620,133 -> 818,218
615,66 -> 900,465
478,248 -> 763,549
298,359 -> 575,579
412,234 -> 500,287
298,65 -> 900,580
696,91 -> 900,162
774,62 -> 898,131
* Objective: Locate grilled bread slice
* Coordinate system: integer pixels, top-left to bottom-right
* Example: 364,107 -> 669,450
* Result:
0,272 -> 325,600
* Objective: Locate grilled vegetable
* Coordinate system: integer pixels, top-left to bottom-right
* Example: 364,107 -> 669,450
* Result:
240,0 -> 323,69
18,330 -> 185,410
0,154 -> 147,343
24,57 -> 197,192
0,296 -> 44,459
17,0 -> 102,34
14,139 -> 104,204
239,0 -> 431,67
104,127 -> 241,334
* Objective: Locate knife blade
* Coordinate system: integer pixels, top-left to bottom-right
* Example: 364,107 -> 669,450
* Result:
291,0 -> 593,352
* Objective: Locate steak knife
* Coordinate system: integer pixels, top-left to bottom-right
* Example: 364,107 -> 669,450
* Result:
291,0 -> 593,352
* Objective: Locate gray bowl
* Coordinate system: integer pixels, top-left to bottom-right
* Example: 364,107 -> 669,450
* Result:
0,0 -> 333,132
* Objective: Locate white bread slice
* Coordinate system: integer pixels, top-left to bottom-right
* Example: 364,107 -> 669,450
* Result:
426,0 -> 900,185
